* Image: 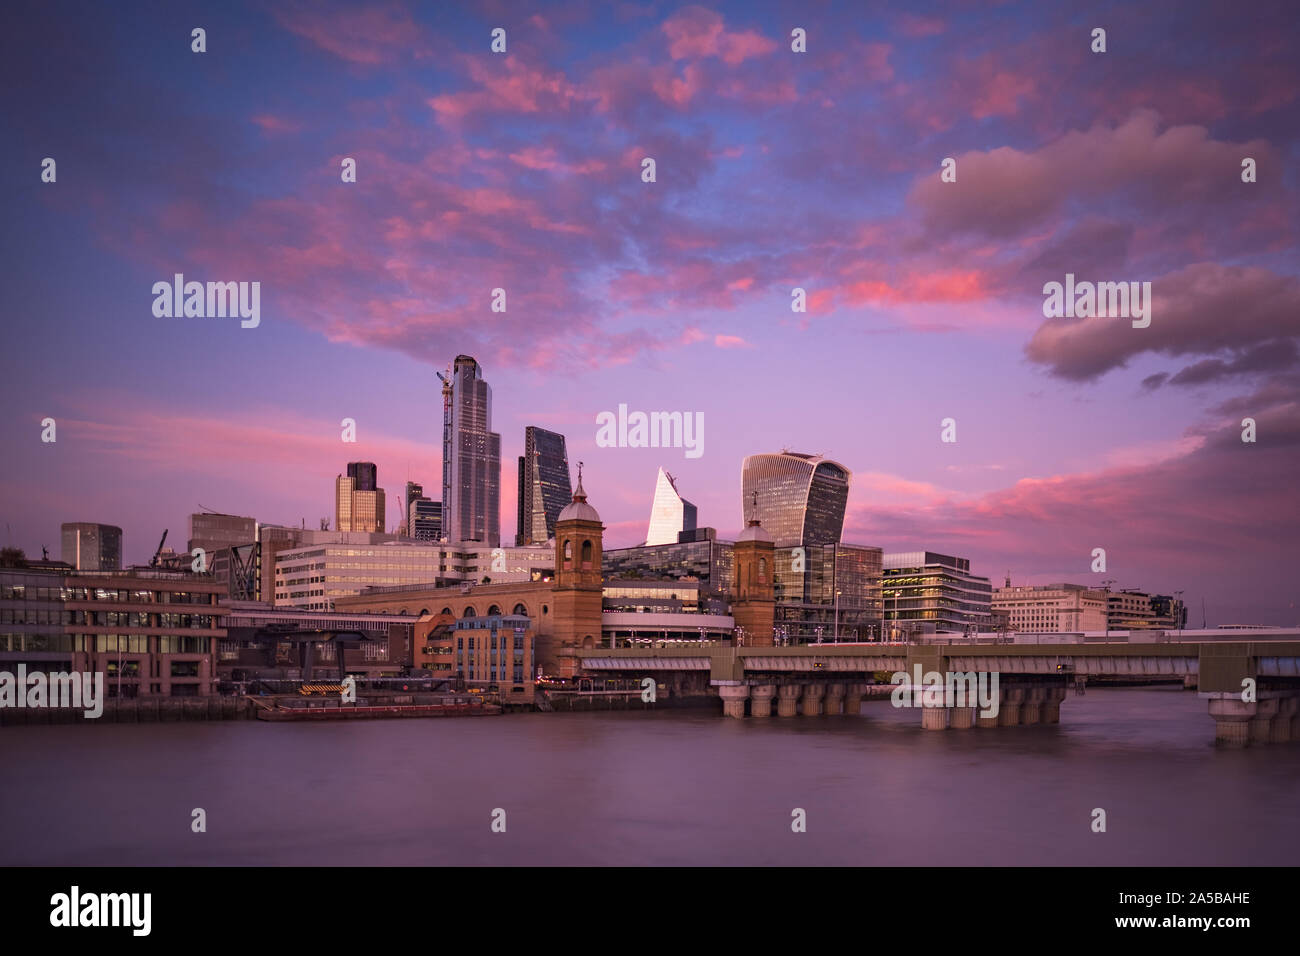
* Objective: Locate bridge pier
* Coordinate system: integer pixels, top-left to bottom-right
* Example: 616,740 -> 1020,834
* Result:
1292,697 -> 1300,739
977,699 -> 1000,728
998,687 -> 1024,726
801,683 -> 825,716
824,683 -> 845,715
777,684 -> 800,717
949,706 -> 976,729
1020,686 -> 1044,725
718,684 -> 749,718
844,683 -> 867,716
1249,698 -> 1278,744
920,702 -> 949,730
1269,697 -> 1295,743
750,684 -> 775,717
1208,698 -> 1256,748
1041,686 -> 1065,724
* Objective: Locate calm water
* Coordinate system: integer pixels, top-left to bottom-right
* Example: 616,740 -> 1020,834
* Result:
3,686 -> 1297,866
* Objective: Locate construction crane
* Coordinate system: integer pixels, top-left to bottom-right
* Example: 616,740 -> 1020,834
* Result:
149,529 -> 168,567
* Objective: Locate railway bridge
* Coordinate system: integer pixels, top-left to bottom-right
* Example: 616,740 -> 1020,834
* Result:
577,639 -> 1300,746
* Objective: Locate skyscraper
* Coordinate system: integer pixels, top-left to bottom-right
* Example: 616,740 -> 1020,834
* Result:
440,355 -> 501,546
516,426 -> 572,545
335,463 -> 386,533
348,461 -> 378,492
60,523 -> 123,571
644,468 -> 697,546
740,452 -> 850,548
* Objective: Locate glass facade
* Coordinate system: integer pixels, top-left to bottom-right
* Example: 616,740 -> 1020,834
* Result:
644,468 -> 697,546
335,475 -> 386,533
603,536 -> 734,596
772,543 -> 883,642
443,355 -> 501,546
60,523 -> 122,571
516,426 -> 572,545
740,454 -> 849,548
882,551 -> 993,634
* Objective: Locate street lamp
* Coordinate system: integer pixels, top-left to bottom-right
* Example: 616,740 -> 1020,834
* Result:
834,590 -> 841,643
1174,589 -> 1185,639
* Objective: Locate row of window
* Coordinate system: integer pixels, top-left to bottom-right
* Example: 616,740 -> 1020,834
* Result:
1,586 -> 214,604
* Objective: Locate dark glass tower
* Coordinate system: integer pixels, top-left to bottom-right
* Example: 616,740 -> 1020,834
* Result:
347,462 -> 378,492
516,426 -> 572,545
441,355 -> 501,546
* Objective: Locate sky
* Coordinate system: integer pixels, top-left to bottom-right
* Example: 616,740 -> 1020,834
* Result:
1,0 -> 1297,624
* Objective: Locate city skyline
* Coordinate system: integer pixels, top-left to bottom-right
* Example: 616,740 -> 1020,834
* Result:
2,1 -> 1298,624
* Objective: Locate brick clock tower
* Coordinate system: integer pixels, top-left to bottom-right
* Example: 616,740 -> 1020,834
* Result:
731,516 -> 775,647
551,465 -> 604,679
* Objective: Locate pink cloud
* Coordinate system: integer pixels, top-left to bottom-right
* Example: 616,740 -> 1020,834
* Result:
662,7 -> 777,65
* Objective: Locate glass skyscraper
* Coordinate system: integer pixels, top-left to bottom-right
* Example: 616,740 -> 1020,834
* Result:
740,452 -> 850,548
516,426 -> 571,546
644,468 -> 697,546
441,355 -> 501,546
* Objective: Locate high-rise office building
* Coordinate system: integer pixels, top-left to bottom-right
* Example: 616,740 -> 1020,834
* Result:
882,552 -> 993,635
644,468 -> 697,546
409,498 -> 442,540
348,461 -> 378,492
992,583 -> 1108,633
741,452 -> 850,548
187,513 -> 257,555
336,465 -> 386,533
60,523 -> 122,571
441,355 -> 501,546
516,426 -> 572,546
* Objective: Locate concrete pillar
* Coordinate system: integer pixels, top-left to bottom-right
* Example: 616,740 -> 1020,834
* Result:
844,682 -> 867,716
1292,698 -> 1300,739
750,684 -> 776,718
949,706 -> 976,729
718,684 -> 749,718
977,689 -> 1001,728
777,684 -> 800,717
1041,686 -> 1065,724
998,687 -> 1024,726
1020,686 -> 1044,725
920,704 -> 949,730
1183,674 -> 1198,690
1268,697 -> 1296,743
1249,698 -> 1279,743
824,683 -> 846,715
1208,698 -> 1257,748
801,683 -> 825,716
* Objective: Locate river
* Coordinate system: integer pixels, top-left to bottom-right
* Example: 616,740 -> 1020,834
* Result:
3,686 -> 1296,865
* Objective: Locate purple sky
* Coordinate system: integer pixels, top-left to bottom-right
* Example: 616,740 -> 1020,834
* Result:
2,0 -> 1298,623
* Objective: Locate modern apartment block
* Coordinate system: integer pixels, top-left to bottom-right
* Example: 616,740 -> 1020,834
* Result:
644,468 -> 697,546
441,355 -> 501,546
60,523 -> 122,571
516,426 -> 572,546
0,563 -> 225,697
335,463 -> 387,533
992,582 -> 1109,632
882,551 -> 993,635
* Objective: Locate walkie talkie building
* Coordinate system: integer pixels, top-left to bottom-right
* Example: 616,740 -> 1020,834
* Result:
740,452 -> 850,549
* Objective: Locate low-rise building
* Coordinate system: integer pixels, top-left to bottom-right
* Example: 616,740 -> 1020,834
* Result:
992,582 -> 1108,633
